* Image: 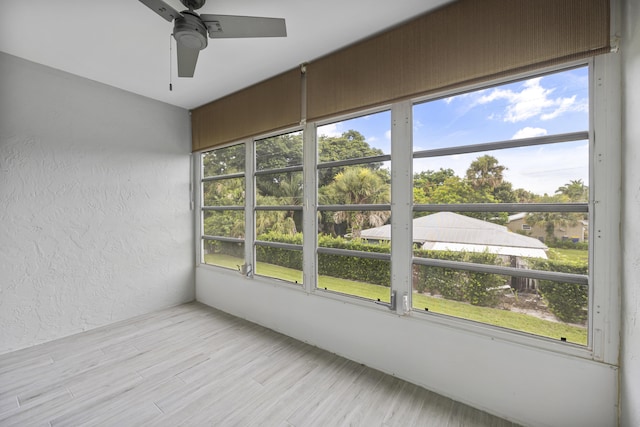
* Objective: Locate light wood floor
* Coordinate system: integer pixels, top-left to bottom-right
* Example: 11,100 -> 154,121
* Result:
0,302 -> 520,427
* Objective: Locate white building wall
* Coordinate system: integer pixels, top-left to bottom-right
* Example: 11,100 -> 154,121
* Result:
0,52 -> 194,354
620,0 -> 640,424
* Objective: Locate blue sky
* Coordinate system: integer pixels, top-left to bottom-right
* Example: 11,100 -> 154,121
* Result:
317,66 -> 590,195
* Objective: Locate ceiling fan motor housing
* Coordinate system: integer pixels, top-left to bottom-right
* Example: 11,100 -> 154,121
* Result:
173,11 -> 208,50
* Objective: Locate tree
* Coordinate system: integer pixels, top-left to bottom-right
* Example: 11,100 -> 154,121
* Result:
556,179 -> 588,202
257,173 -> 304,232
202,143 -> 245,177
318,130 -> 386,188
321,167 -> 391,237
413,168 -> 456,202
465,155 -> 506,191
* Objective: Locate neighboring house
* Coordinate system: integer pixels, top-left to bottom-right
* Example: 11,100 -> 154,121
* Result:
507,213 -> 588,243
361,211 -> 549,259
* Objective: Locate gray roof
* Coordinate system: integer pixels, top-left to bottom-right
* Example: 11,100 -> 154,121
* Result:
360,212 -> 548,257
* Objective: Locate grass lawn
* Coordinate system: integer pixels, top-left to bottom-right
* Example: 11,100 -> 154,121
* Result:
204,254 -> 587,345
548,247 -> 589,264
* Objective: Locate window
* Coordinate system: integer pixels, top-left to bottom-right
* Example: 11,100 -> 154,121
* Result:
411,66 -> 590,345
201,143 -> 246,269
315,111 -> 392,302
254,131 -> 304,284
197,61 -> 613,355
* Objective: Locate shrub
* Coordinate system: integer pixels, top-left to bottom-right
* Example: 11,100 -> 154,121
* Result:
528,258 -> 588,324
413,250 -> 507,307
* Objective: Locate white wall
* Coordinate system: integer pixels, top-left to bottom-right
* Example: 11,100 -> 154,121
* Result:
196,268 -> 617,427
0,52 -> 194,354
620,0 -> 640,424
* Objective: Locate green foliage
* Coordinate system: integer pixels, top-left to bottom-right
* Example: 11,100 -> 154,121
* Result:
321,167 -> 391,236
413,250 -> 507,307
256,232 -> 303,270
546,239 -> 589,250
202,143 -> 245,177
528,258 -> 588,324
318,130 -> 386,188
317,235 -> 391,286
465,155 -> 506,191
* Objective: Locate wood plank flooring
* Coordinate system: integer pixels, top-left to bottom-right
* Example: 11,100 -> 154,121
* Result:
0,302 -> 520,426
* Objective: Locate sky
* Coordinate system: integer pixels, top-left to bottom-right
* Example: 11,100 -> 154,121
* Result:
317,66 -> 590,196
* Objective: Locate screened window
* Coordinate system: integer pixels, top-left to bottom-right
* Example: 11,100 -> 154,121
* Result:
201,143 -> 246,269
254,131 -> 304,284
316,111 -> 393,302
411,66 -> 590,345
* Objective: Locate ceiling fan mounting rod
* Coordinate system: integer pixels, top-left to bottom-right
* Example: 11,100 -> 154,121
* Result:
180,0 -> 206,11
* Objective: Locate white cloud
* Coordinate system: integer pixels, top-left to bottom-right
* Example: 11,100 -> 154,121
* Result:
512,127 -> 548,140
476,77 -> 582,123
317,123 -> 341,137
384,130 -> 391,140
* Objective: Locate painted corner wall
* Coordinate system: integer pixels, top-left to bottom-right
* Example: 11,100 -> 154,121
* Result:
0,52 -> 194,354
620,0 -> 640,425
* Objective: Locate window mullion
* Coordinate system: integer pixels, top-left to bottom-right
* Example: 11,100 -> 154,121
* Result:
391,101 -> 414,314
303,122 -> 318,293
245,138 -> 256,275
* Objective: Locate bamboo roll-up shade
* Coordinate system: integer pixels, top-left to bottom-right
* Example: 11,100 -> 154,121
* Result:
307,0 -> 610,121
191,68 -> 301,152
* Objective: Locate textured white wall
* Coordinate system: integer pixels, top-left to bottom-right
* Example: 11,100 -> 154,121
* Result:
0,52 -> 194,354
621,0 -> 640,424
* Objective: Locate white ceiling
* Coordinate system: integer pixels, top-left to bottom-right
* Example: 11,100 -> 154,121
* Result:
0,0 -> 451,110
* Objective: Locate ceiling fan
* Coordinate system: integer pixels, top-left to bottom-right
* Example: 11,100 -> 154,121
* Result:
139,0 -> 287,78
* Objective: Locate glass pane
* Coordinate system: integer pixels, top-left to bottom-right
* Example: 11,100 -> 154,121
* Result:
256,131 -> 303,171
255,247 -> 302,285
203,210 -> 244,238
203,178 -> 245,206
256,211 -> 303,237
317,110 -> 391,162
256,172 -> 303,206
318,163 -> 391,207
413,66 -> 589,150
202,144 -> 245,177
318,209 -> 391,239
413,141 -> 589,203
412,211 -> 589,270
318,253 -> 390,303
203,241 -> 244,270
412,265 -> 588,345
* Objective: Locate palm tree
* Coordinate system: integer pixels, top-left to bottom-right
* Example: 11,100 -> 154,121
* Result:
322,167 -> 391,237
465,155 -> 506,191
556,179 -> 588,202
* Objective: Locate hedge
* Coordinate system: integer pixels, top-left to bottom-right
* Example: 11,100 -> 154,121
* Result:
413,250 -> 507,307
527,258 -> 588,324
210,232 -> 588,318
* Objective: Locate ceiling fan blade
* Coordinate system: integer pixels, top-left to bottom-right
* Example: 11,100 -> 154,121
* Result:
176,42 -> 200,77
200,15 -> 287,39
138,0 -> 182,22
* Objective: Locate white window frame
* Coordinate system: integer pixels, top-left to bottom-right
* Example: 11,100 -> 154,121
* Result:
195,55 -> 620,364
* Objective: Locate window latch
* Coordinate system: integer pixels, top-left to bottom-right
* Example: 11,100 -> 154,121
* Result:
375,290 -> 396,311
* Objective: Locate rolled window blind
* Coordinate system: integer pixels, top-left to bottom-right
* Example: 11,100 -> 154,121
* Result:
306,0 -> 610,121
191,0 -> 609,151
191,68 -> 301,151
